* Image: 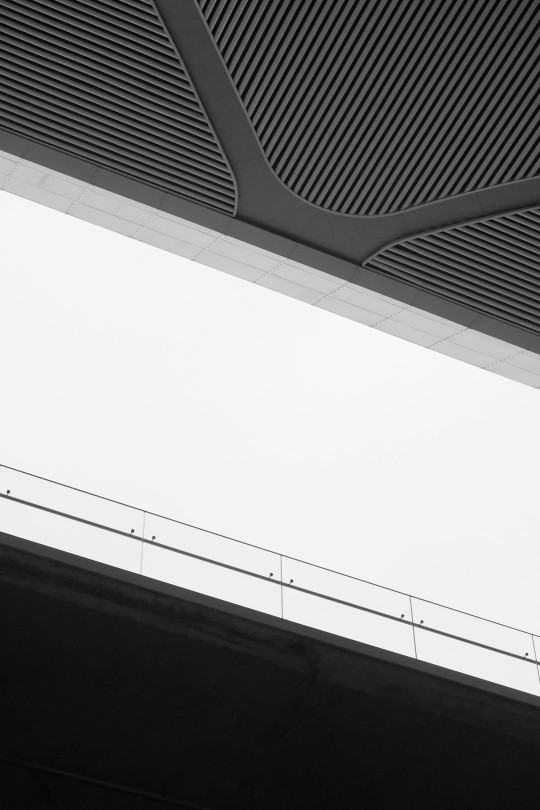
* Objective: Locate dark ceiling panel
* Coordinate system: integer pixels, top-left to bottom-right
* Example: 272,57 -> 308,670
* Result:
0,0 -> 237,214
365,209 -> 540,335
198,0 -> 540,216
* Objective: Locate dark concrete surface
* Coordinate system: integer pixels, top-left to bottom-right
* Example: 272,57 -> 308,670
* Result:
2,531 -> 540,809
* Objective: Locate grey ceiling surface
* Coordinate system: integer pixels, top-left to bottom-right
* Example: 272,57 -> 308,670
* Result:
366,208 -> 540,336
0,0 -> 236,213
1,0 -> 540,355
198,0 -> 540,216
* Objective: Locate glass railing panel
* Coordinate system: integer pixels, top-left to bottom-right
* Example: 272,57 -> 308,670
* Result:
412,598 -> 540,695
282,557 -> 415,657
0,466 -> 143,536
0,492 -> 141,572
142,514 -> 281,616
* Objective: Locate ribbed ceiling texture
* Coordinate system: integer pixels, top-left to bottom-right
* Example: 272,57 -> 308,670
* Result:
0,0 -> 236,214
199,0 -> 540,216
365,209 -> 540,335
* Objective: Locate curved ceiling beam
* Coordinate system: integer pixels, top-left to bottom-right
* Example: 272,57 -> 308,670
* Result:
198,0 -> 540,216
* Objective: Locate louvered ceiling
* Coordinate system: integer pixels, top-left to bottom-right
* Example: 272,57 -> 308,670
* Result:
198,0 -> 540,216
0,0 -> 236,214
365,209 -> 540,335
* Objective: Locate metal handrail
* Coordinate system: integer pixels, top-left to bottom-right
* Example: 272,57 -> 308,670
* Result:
0,462 -> 535,635
0,463 -> 539,675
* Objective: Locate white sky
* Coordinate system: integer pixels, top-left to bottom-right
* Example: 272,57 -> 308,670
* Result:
1,190 -> 539,636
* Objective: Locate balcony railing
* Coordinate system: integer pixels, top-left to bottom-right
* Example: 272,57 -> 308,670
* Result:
1,462 -> 539,697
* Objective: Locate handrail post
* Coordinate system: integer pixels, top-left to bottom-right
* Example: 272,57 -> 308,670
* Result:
140,510 -> 146,576
409,595 -> 418,659
280,554 -> 284,619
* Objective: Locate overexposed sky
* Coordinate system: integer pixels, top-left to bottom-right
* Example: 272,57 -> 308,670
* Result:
1,190 -> 539,634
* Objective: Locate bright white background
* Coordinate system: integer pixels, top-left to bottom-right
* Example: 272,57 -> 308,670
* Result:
1,191 -> 539,634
